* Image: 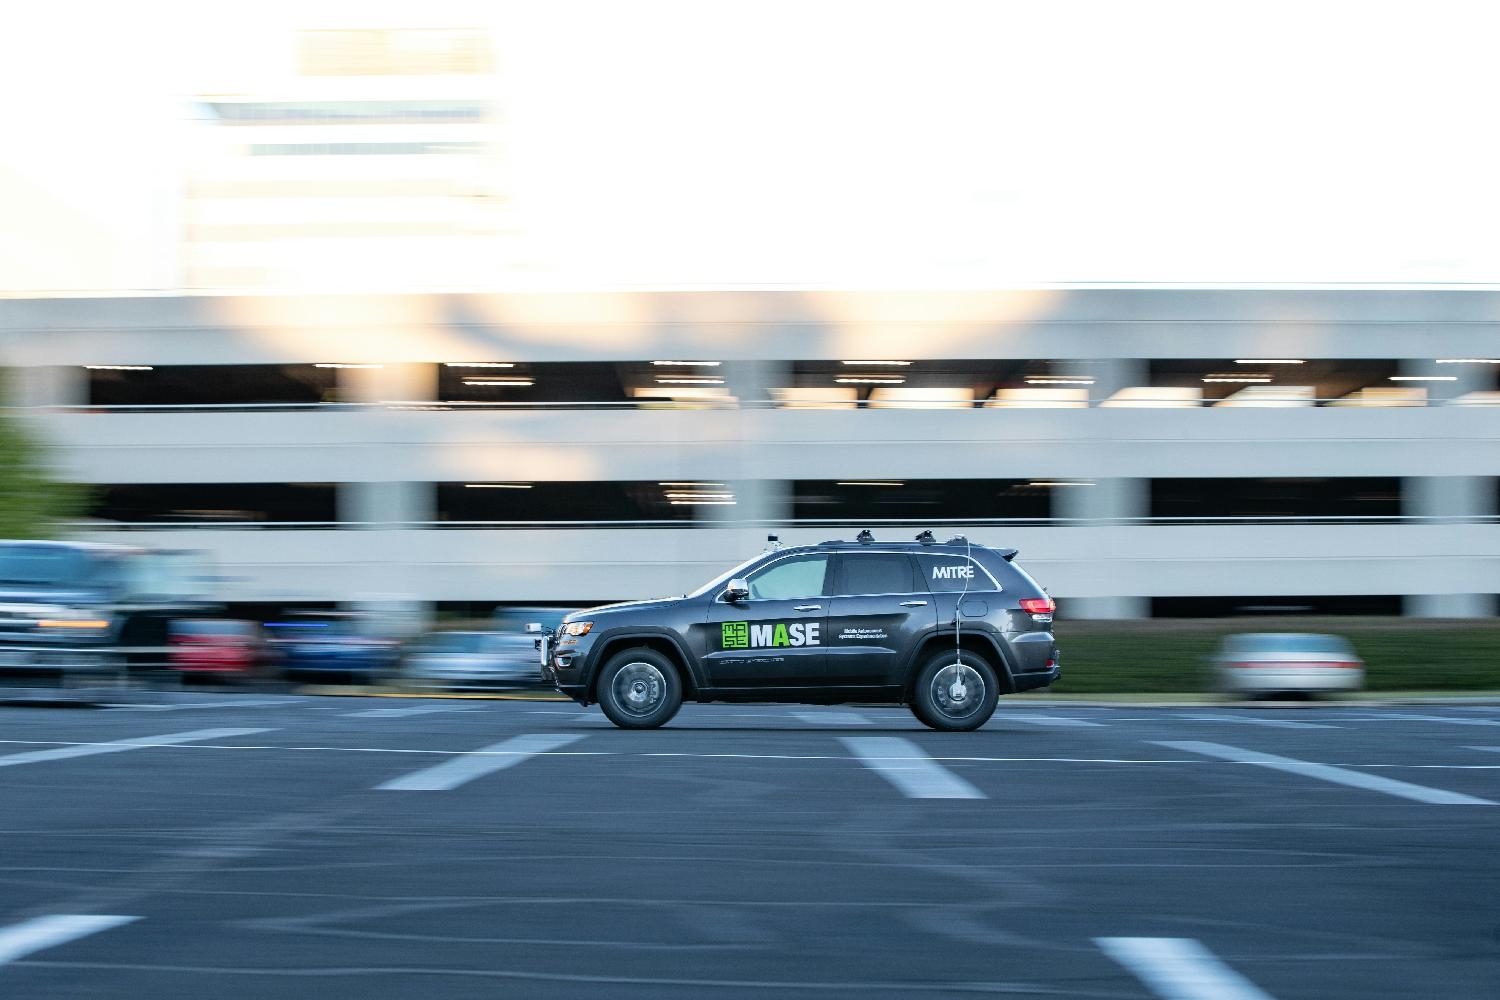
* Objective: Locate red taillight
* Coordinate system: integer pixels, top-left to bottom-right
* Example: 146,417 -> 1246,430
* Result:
1019,597 -> 1055,615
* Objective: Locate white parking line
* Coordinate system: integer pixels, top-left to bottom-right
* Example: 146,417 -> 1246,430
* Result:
106,699 -> 301,712
840,737 -> 984,799
1381,713 -> 1500,727
1158,740 -> 1496,805
792,711 -> 873,726
1185,713 -> 1337,730
0,914 -> 140,966
347,705 -> 473,718
376,734 -> 587,791
0,729 -> 274,770
1096,937 -> 1277,1000
1009,714 -> 1105,727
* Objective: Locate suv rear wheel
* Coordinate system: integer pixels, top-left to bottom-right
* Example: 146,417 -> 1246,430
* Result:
596,648 -> 683,729
910,650 -> 999,731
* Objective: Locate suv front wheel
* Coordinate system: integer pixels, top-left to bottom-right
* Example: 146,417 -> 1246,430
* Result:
596,648 -> 683,729
910,650 -> 1000,731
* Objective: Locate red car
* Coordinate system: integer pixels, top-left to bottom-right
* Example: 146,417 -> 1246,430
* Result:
168,619 -> 266,679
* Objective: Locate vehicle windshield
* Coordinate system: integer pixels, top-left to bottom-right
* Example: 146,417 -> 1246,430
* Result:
0,545 -> 100,589
1223,633 -> 1355,655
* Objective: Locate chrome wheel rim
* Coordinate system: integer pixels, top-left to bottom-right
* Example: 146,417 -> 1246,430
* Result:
931,663 -> 986,720
613,662 -> 666,717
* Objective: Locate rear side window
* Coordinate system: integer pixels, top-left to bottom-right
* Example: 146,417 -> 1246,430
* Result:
915,554 -> 997,592
836,552 -> 920,595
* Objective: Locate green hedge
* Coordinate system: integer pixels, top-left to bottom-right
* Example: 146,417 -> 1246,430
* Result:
1048,618 -> 1500,694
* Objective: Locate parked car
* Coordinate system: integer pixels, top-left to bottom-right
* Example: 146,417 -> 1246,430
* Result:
1212,632 -> 1364,696
402,630 -> 545,690
268,612 -> 399,682
168,618 -> 265,680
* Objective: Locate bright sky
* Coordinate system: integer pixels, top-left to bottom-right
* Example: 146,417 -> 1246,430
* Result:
2,0 -> 1498,291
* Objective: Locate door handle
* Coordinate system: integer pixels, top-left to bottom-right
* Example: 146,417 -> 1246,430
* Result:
899,600 -> 928,607
794,604 -> 822,612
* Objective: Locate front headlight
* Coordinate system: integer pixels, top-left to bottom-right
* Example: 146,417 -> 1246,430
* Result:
561,621 -> 593,636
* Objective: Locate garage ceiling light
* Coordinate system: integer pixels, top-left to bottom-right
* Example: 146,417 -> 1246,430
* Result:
1389,376 -> 1457,381
836,481 -> 904,486
1234,359 -> 1305,364
840,360 -> 911,366
654,377 -> 725,385
1436,358 -> 1500,364
651,360 -> 721,366
1203,377 -> 1271,383
84,365 -> 153,371
444,362 -> 515,368
835,377 -> 905,384
314,363 -> 384,369
464,483 -> 532,488
1025,377 -> 1094,385
462,377 -> 534,386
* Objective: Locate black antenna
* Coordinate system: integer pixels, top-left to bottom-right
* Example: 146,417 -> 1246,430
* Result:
914,530 -> 935,546
855,529 -> 874,544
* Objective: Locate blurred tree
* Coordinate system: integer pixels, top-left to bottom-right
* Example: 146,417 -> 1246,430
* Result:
0,372 -> 89,538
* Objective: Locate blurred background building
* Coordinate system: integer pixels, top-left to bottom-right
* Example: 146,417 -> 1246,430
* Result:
1,6 -> 1498,626
2,287 -> 1497,624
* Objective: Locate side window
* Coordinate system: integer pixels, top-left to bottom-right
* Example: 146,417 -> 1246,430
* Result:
915,554 -> 997,593
837,552 -> 920,595
746,555 -> 830,601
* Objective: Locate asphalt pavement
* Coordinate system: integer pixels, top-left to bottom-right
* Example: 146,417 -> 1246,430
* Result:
1,693 -> 1498,998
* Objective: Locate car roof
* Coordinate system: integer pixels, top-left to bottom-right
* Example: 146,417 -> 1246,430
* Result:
767,540 -> 1013,557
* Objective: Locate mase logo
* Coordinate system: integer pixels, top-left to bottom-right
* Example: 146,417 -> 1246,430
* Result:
721,621 -> 821,649
932,564 -> 975,580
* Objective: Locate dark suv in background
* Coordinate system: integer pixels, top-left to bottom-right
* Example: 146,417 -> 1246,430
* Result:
535,533 -> 1058,730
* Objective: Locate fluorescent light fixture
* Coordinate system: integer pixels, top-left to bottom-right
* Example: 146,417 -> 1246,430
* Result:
1025,377 -> 1095,385
464,483 -> 532,489
654,377 -> 725,385
665,492 -> 734,500
1389,375 -> 1457,382
1028,481 -> 1097,487
840,360 -> 912,366
670,499 -> 737,505
836,481 -> 904,487
1435,358 -> 1500,364
1235,359 -> 1305,364
1203,377 -> 1272,383
835,377 -> 906,384
659,482 -> 724,487
651,360 -> 721,366
314,363 -> 384,369
444,362 -> 515,368
84,365 -> 153,371
462,377 -> 535,386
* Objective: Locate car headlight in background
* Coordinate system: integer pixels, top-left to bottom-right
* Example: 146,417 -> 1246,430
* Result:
561,621 -> 593,636
38,617 -> 110,631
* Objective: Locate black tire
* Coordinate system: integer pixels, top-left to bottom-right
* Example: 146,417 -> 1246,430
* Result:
596,648 -> 683,729
910,650 -> 1000,731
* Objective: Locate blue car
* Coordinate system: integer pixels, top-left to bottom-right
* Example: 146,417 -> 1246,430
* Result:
268,614 -> 399,682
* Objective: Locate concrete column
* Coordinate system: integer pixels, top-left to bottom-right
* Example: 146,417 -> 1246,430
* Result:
1054,477 -> 1150,619
1401,359 -> 1494,617
1066,357 -> 1148,405
698,360 -> 791,549
9,365 -> 89,408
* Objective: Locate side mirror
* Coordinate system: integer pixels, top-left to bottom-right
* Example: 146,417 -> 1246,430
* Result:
725,578 -> 750,603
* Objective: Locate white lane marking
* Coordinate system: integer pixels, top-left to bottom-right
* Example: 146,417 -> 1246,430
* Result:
376,734 -> 587,791
792,711 -> 873,726
105,699 -> 301,712
1185,713 -> 1337,731
1096,937 -> 1277,1000
1158,740 -> 1496,805
347,705 -> 473,718
0,729 -> 274,769
0,914 -> 140,966
1009,714 -> 1104,727
840,737 -> 984,799
1381,713 -> 1500,727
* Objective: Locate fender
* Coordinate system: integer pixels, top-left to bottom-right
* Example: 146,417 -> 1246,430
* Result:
900,623 -> 1018,691
583,627 -> 708,694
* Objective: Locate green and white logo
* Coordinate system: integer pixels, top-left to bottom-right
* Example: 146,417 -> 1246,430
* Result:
721,621 -> 820,649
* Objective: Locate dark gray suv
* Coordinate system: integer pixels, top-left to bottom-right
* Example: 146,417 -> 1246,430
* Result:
535,533 -> 1059,730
